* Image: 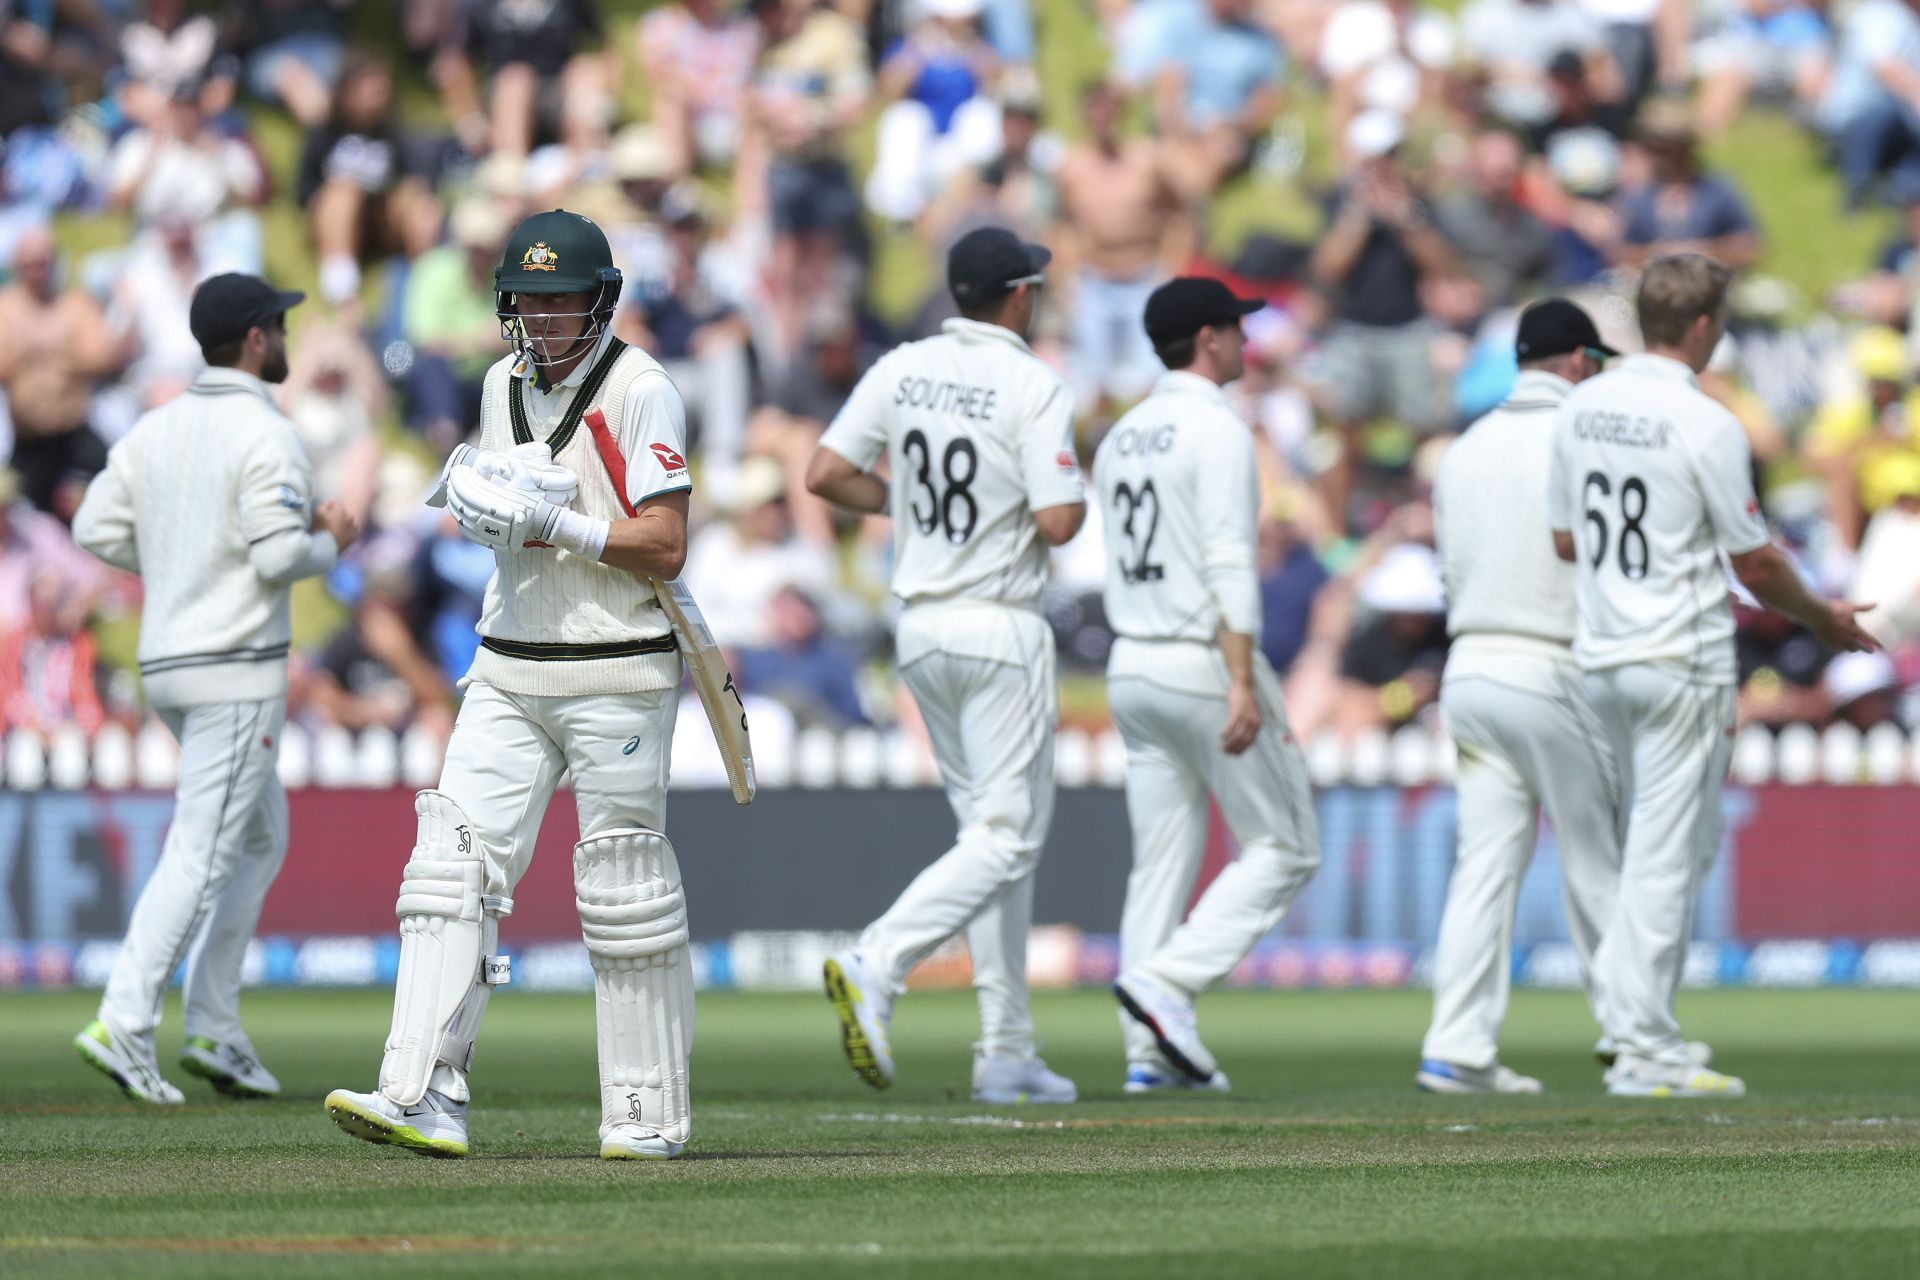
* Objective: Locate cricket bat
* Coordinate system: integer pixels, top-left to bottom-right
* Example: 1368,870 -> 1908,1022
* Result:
583,408 -> 756,804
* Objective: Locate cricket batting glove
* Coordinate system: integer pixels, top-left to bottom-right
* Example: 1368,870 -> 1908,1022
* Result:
447,464 -> 607,559
426,443 -> 579,510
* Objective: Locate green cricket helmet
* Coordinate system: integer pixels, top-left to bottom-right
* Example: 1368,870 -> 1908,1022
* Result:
494,208 -> 623,368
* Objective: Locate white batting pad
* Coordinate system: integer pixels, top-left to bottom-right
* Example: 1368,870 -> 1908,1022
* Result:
574,828 -> 694,1145
379,791 -> 511,1106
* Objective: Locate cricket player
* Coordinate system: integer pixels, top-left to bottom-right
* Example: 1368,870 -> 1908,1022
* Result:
1549,254 -> 1877,1097
1097,278 -> 1321,1093
1418,298 -> 1621,1095
325,208 -> 701,1159
70,274 -> 361,1103
806,227 -> 1087,1103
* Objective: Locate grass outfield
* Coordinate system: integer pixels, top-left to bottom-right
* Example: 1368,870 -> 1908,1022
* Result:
4,987 -> 1919,1277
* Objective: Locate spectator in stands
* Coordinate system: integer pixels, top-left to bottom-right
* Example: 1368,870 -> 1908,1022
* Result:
0,0 -> 56,138
1835,190 -> 1920,329
1333,541 -> 1449,733
1434,129 -> 1555,310
227,0 -> 355,128
299,535 -> 454,737
408,515 -> 493,687
1316,0 -> 1456,144
1056,81 -> 1188,416
103,80 -> 267,274
117,0 -> 232,128
1259,510 -> 1330,675
1815,0 -> 1920,208
622,188 -> 753,498
1121,0 -> 1284,202
1614,100 -> 1762,269
1693,0 -> 1831,137
0,227 -> 127,517
434,0 -> 610,161
1460,0 -> 1622,129
1824,649 -> 1904,730
1308,112 -> 1456,518
0,465 -> 109,625
1806,326 -> 1920,547
112,215 -> 208,412
739,584 -> 868,727
1852,457 -> 1920,648
403,199 -> 510,451
0,568 -> 105,735
683,454 -> 837,648
865,0 -> 1003,224
1736,602 -> 1831,728
1581,0 -> 1683,107
752,0 -> 872,362
638,0 -> 761,176
280,317 -> 384,530
299,53 -> 441,309
1528,48 -> 1636,154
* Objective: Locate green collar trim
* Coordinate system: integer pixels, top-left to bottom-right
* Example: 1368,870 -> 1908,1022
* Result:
509,338 -> 628,456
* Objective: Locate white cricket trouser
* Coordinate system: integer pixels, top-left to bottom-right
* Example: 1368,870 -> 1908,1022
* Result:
1109,657 -> 1319,1066
1421,651 -> 1622,1070
859,607 -> 1056,1059
1585,663 -> 1736,1064
99,697 -> 288,1051
427,680 -> 678,1090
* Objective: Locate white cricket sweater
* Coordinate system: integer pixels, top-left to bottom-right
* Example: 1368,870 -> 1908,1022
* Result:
71,367 -> 337,707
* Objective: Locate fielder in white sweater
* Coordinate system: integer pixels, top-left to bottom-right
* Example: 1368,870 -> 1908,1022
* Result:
1418,298 -> 1621,1096
69,274 -> 360,1105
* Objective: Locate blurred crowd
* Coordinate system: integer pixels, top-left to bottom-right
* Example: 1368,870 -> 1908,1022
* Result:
12,0 -> 1920,756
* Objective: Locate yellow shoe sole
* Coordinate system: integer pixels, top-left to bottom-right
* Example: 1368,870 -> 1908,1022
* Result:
179,1051 -> 275,1099
823,958 -> 890,1090
600,1141 -> 682,1161
324,1089 -> 469,1158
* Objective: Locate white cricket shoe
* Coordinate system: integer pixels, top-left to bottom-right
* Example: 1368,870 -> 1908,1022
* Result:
74,1020 -> 183,1105
972,1050 -> 1078,1104
823,949 -> 895,1090
1415,1058 -> 1544,1095
180,1036 -> 279,1098
1603,1054 -> 1746,1098
1596,1039 -> 1712,1068
324,1086 -> 471,1157
600,1122 -> 685,1160
1123,1061 -> 1232,1095
1114,972 -> 1222,1086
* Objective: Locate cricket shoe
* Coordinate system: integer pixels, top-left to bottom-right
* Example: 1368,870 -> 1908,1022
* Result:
972,1050 -> 1077,1104
1603,1054 -> 1746,1098
74,1020 -> 183,1105
180,1036 -> 279,1098
1114,972 -> 1222,1086
1595,1039 -> 1712,1068
1123,1061 -> 1232,1095
600,1122 -> 685,1161
823,949 -> 895,1090
1415,1059 -> 1544,1095
324,1086 -> 470,1157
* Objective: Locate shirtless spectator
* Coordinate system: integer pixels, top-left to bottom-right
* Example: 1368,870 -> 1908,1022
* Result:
1119,0 -> 1284,202
0,229 -> 130,518
1057,82 -> 1190,414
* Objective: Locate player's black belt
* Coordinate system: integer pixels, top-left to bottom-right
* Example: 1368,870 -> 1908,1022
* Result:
479,635 -> 677,662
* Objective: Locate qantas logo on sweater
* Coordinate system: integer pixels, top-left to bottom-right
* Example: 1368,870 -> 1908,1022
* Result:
1056,451 -> 1078,474
650,443 -> 689,477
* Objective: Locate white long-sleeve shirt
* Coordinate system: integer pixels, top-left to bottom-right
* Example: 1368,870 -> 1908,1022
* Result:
1436,369 -> 1579,657
72,366 -> 336,707
1094,370 -> 1260,697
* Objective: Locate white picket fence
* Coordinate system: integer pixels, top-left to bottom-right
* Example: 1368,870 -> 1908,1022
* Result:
4,719 -> 1916,792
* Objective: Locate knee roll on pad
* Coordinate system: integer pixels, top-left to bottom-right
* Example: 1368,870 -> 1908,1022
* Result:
380,790 -> 512,1106
575,828 -> 694,1145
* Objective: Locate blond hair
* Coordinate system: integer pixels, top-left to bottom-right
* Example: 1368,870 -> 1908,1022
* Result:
1636,254 -> 1733,348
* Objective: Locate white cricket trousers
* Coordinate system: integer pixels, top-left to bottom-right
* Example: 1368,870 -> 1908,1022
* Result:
1109,658 -> 1319,1066
1584,663 -> 1736,1064
859,606 -> 1057,1059
99,697 -> 288,1051
1422,650 -> 1622,1070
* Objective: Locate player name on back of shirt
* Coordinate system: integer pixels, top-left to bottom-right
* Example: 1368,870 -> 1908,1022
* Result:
1570,410 -> 1674,450
893,376 -> 1000,421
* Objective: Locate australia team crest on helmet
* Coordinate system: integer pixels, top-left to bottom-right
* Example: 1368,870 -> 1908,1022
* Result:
522,242 -> 559,271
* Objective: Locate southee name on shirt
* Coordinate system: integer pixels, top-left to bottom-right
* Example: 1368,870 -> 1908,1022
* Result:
893,377 -> 1000,421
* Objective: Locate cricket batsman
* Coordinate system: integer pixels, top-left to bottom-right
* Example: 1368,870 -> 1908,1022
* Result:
325,208 -> 699,1159
71,274 -> 362,1102
1095,278 -> 1320,1092
805,227 -> 1087,1103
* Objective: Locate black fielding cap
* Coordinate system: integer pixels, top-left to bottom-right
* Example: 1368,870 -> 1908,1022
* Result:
1143,276 -> 1264,344
1515,297 -> 1616,362
948,226 -> 1051,307
189,273 -> 305,350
